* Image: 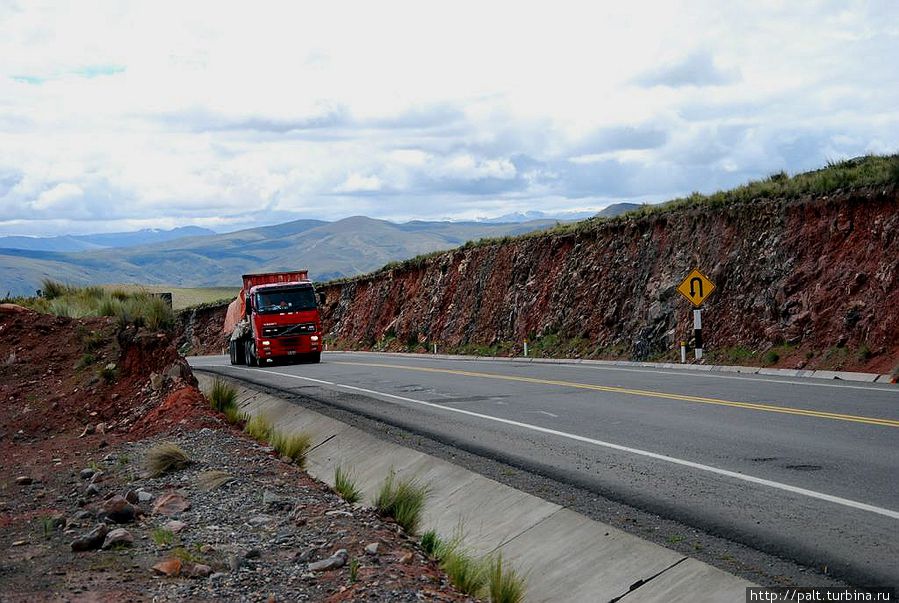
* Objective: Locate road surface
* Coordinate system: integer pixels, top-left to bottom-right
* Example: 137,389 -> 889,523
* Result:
189,351 -> 899,586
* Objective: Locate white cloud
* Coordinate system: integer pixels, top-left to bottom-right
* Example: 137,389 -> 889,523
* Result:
335,173 -> 383,193
0,0 -> 897,235
34,183 -> 83,210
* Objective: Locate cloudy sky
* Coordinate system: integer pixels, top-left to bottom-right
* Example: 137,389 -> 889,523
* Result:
1,0 -> 897,236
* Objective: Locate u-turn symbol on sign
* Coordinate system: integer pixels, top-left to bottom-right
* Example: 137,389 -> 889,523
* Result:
677,268 -> 716,307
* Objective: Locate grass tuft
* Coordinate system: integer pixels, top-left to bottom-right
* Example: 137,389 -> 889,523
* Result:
270,431 -> 313,467
206,377 -> 239,412
441,548 -> 487,596
151,527 -> 176,546
197,470 -> 235,491
146,442 -> 191,477
334,464 -> 362,503
420,530 -> 440,557
222,405 -> 246,426
244,414 -> 274,441
486,554 -> 526,603
373,470 -> 429,534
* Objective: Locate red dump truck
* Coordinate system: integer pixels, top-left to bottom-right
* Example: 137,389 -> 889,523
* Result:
224,270 -> 324,366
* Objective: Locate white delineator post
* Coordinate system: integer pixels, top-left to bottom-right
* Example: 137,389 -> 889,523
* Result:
680,341 -> 687,363
524,340 -> 529,357
693,309 -> 703,360
433,343 -> 437,354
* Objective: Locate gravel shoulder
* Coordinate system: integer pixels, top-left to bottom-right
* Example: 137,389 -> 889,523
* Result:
0,308 -> 476,602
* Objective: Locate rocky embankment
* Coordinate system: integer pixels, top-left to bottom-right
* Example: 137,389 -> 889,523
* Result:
0,307 -> 474,601
319,187 -> 899,374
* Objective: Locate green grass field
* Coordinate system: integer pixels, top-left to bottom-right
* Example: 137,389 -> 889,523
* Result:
101,285 -> 238,310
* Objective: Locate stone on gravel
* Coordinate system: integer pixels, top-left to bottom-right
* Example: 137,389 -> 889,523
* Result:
137,489 -> 153,503
186,563 -> 212,578
365,542 -> 380,555
164,520 -> 187,534
308,549 -> 348,572
149,373 -> 164,391
102,528 -> 134,549
15,476 -> 32,486
294,548 -> 316,563
244,548 -> 261,559
151,558 -> 182,577
74,510 -> 93,520
152,492 -> 191,516
325,510 -> 353,517
101,495 -> 138,523
248,514 -> 273,526
85,484 -> 100,497
263,490 -> 290,510
71,524 -> 109,552
80,468 -> 96,479
124,489 -> 139,504
228,555 -> 246,573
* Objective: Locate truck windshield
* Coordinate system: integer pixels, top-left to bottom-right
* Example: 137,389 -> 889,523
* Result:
255,288 -> 317,313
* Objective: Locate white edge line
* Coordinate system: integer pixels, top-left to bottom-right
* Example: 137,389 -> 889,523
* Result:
218,364 -> 899,521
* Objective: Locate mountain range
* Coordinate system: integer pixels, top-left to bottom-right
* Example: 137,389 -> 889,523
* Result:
0,204 -> 643,297
0,226 -> 216,253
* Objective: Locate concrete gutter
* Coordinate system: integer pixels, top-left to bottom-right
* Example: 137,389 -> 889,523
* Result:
196,373 -> 754,602
323,349 -> 896,384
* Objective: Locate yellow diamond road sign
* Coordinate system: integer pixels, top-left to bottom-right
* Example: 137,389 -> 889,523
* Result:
677,269 -> 716,307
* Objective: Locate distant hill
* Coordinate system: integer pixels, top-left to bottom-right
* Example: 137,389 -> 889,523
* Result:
596,202 -> 642,217
480,203 -> 644,223
0,226 -> 216,253
0,217 -> 560,296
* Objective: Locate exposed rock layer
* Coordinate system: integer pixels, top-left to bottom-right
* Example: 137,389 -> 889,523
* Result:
319,187 -> 899,373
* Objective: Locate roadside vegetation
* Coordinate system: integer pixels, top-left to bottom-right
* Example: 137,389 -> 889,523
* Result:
146,442 -> 192,477
373,470 -> 429,534
420,529 -> 527,602
334,464 -> 363,503
242,413 -> 313,468
203,377 -> 243,425
10,280 -> 175,330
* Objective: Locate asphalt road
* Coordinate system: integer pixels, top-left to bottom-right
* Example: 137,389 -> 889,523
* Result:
189,351 -> 899,587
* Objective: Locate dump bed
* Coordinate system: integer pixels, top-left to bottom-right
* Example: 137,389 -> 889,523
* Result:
224,270 -> 310,335
241,270 -> 309,291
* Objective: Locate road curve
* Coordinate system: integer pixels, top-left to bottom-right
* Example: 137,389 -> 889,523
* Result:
189,351 -> 899,587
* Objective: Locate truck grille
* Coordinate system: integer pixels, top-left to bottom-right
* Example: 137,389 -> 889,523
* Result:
262,323 -> 316,337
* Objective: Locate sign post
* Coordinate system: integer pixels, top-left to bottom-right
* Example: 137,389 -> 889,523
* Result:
677,269 -> 716,361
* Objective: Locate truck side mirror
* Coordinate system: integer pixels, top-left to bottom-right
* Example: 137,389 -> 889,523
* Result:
318,292 -> 326,306
245,296 -> 252,316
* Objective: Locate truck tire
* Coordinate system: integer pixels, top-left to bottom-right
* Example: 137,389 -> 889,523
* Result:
229,340 -> 245,365
245,341 -> 257,367
309,351 -> 321,364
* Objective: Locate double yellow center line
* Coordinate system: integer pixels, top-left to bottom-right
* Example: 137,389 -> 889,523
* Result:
334,361 -> 899,428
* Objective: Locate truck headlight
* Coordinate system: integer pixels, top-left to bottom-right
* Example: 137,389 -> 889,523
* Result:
310,335 -> 319,341
262,340 -> 271,346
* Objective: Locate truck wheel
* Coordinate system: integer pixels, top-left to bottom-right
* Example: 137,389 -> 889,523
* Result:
309,351 -> 321,364
230,340 -> 245,365
245,341 -> 256,367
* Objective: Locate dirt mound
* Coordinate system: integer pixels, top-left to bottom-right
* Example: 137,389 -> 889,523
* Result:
129,385 -> 220,437
0,309 -> 204,439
